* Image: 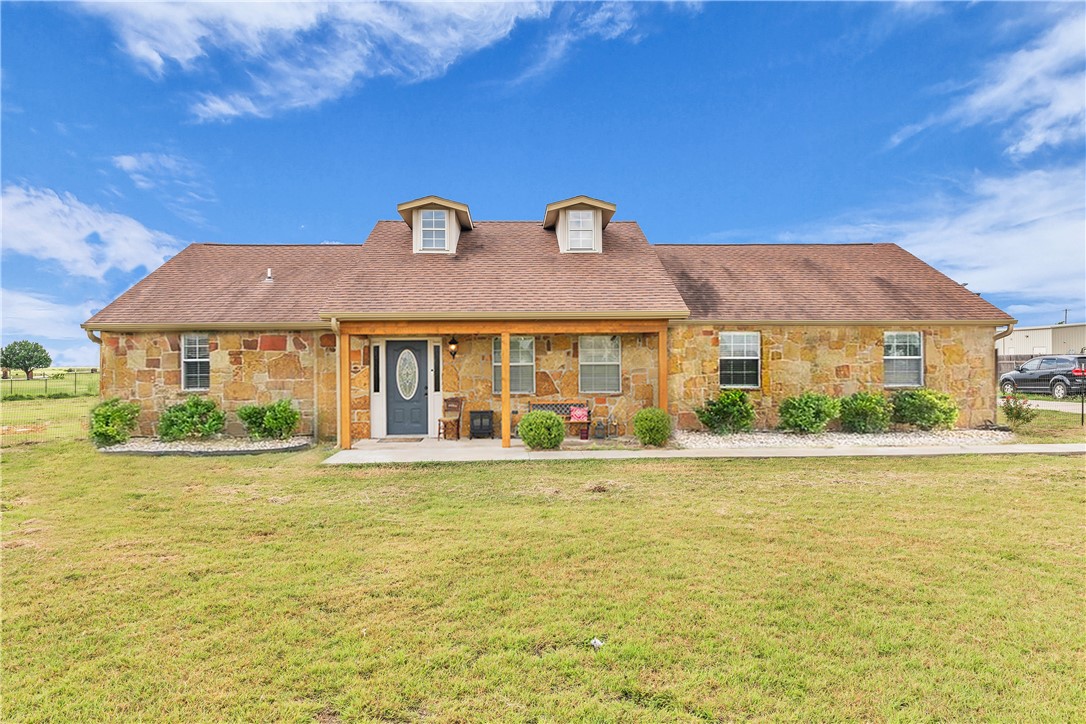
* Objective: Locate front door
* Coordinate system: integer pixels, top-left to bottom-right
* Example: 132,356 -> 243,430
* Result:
386,341 -> 428,435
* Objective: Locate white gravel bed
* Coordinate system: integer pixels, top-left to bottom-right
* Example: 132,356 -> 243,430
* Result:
99,436 -> 312,456
675,428 -> 1014,449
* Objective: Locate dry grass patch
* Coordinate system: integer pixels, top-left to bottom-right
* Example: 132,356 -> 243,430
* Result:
2,442 -> 1084,721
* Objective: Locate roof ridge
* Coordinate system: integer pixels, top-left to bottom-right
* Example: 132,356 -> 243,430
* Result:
193,242 -> 366,247
655,242 -> 880,247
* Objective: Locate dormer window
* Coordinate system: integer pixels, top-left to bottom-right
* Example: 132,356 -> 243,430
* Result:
397,196 -> 473,254
421,210 -> 447,250
543,195 -> 616,254
568,211 -> 595,251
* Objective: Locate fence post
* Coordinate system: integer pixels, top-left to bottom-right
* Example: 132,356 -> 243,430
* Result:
44,377 -> 48,395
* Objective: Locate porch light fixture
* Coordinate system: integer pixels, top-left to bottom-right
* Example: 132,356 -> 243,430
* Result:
448,336 -> 459,359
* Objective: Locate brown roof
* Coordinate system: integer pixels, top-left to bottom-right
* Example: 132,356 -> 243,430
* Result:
655,243 -> 1013,322
84,243 -> 363,327
321,221 -> 690,318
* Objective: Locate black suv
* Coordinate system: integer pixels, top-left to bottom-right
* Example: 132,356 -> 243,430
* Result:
999,355 -> 1086,399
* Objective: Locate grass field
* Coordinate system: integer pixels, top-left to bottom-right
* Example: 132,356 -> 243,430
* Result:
0,371 -> 99,399
3,441 -> 1083,721
1,396 -> 93,444
998,407 -> 1086,444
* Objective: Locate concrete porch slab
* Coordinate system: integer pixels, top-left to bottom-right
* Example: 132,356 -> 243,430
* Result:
323,439 -> 1086,465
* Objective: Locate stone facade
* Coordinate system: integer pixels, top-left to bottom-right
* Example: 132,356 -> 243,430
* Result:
99,323 -> 999,443
668,324 -> 998,429
99,331 -> 337,439
437,333 -> 659,438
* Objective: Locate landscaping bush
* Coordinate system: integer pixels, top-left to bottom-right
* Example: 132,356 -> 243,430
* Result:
518,410 -> 566,449
778,392 -> 840,434
891,388 -> 959,431
839,391 -> 893,434
633,407 -> 671,446
1000,394 -> 1039,429
90,397 -> 141,446
695,389 -> 756,434
237,399 -> 301,439
158,395 -> 226,441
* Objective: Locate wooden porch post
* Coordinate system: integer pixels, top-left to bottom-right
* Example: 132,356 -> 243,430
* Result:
501,332 -> 511,448
657,324 -> 669,416
339,331 -> 351,450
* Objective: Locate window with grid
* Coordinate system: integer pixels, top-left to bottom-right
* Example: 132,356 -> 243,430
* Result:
493,336 -> 535,394
567,210 -> 595,250
719,332 -> 761,388
579,335 -> 621,393
884,331 -> 923,387
421,210 -> 447,250
182,334 -> 210,390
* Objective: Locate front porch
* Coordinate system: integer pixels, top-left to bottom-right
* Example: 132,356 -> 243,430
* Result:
335,319 -> 671,449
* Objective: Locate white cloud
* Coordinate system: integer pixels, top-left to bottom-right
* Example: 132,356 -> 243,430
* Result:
775,165 -> 1086,309
111,152 -> 215,224
1,184 -> 182,279
510,3 -> 640,85
1,288 -> 101,341
891,10 -> 1086,157
82,1 -> 557,120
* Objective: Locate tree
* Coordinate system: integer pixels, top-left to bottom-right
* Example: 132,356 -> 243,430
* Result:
0,340 -> 52,379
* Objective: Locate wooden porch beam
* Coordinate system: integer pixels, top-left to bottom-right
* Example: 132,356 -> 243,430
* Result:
339,319 -> 667,336
501,332 -> 511,448
657,324 -> 669,417
339,331 -> 351,450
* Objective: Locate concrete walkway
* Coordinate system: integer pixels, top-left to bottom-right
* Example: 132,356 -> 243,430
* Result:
323,438 -> 1085,465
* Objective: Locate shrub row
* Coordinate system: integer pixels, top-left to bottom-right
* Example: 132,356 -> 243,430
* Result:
696,388 -> 959,435
90,395 -> 301,447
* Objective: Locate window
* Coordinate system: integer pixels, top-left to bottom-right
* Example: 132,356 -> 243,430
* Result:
1020,358 -> 1041,372
579,335 -> 621,393
719,332 -> 761,388
567,210 -> 594,250
1039,358 -> 1061,370
181,333 -> 210,390
884,331 -> 923,387
421,210 -> 447,250
493,336 -> 535,394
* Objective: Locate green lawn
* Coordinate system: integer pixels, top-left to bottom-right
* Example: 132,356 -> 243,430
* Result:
998,407 -> 1086,444
0,371 -> 99,399
1,396 -> 93,443
3,442 -> 1083,721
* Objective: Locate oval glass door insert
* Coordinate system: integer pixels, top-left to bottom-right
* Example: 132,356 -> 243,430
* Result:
396,349 -> 419,399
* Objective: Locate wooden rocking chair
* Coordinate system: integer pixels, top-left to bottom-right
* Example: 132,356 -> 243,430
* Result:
438,396 -> 464,440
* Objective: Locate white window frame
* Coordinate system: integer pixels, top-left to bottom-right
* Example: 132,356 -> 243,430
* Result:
420,209 -> 447,250
718,332 -> 761,389
884,331 -> 924,388
578,335 -> 622,394
493,336 -> 535,394
181,333 -> 210,391
567,210 -> 595,251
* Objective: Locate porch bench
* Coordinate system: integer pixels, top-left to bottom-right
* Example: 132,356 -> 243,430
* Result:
528,401 -> 591,437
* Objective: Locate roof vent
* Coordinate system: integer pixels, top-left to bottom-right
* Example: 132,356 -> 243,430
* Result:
265,267 -> 273,282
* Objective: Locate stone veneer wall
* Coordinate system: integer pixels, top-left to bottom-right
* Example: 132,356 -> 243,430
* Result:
348,336 -> 371,441
99,331 -> 338,440
439,333 -> 659,438
668,324 -> 998,429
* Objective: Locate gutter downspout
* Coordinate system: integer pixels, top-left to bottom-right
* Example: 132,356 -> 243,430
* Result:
992,323 -> 1016,421
331,317 -> 341,448
85,329 -> 102,344
994,323 -> 1015,342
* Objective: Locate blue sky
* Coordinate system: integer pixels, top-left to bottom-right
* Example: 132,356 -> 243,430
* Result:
2,1 -> 1084,366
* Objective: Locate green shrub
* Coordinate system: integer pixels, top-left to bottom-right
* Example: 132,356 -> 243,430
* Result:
158,395 -> 226,442
518,410 -> 566,449
695,390 -> 756,434
633,407 -> 671,446
238,399 -> 301,439
46,392 -> 75,399
839,391 -> 893,433
891,388 -> 959,431
90,397 -> 141,446
778,392 -> 840,434
1000,394 -> 1039,429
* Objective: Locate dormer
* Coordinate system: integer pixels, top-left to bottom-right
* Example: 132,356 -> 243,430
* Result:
543,195 -> 616,254
397,196 -> 473,254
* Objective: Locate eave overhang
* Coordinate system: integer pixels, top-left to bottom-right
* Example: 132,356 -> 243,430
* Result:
542,195 -> 617,230
396,196 -> 473,230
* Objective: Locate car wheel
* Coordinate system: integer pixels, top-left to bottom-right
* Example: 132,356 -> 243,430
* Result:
1001,381 -> 1016,396
1052,381 -> 1068,399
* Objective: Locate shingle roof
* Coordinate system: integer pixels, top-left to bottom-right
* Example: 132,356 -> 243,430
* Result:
84,231 -> 1013,330
655,243 -> 1013,322
83,243 -> 363,326
320,221 -> 690,318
